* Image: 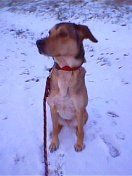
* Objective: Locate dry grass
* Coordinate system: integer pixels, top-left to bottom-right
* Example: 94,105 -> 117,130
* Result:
0,0 -> 131,23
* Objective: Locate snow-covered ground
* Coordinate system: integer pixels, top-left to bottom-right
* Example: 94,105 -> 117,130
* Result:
0,1 -> 132,175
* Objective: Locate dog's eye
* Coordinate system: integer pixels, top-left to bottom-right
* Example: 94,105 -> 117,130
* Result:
59,31 -> 68,37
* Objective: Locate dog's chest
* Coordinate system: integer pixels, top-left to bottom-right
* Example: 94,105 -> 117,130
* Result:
55,95 -> 76,120
48,94 -> 76,120
47,71 -> 77,120
58,71 -> 72,97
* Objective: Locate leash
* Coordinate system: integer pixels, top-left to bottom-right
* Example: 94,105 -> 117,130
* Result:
43,74 -> 51,176
43,62 -> 81,176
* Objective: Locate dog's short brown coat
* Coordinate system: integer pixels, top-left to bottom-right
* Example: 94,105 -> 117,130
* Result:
36,22 -> 98,152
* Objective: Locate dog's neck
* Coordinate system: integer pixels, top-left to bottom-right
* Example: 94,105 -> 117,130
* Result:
54,56 -> 83,68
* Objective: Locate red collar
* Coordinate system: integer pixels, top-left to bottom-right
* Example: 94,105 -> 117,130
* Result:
55,63 -> 81,71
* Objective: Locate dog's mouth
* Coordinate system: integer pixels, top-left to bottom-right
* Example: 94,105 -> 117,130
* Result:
36,40 -> 59,57
36,39 -> 53,56
38,48 -> 43,54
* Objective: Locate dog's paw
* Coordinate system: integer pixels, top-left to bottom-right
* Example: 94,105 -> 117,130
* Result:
49,142 -> 59,153
74,143 -> 85,152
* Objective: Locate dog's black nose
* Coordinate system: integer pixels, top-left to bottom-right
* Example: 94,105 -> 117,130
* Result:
36,40 -> 43,47
36,40 -> 44,54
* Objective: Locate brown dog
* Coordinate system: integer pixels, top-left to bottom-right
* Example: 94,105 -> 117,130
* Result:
36,23 -> 98,152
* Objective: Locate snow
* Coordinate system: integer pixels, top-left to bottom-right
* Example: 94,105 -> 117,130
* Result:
0,1 -> 132,175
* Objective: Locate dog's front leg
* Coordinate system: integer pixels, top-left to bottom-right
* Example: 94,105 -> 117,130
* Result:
49,106 -> 60,152
75,108 -> 85,152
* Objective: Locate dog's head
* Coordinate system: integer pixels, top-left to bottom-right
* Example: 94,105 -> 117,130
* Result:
36,23 -> 98,61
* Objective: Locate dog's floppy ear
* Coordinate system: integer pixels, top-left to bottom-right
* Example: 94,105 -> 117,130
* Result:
75,24 -> 98,43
